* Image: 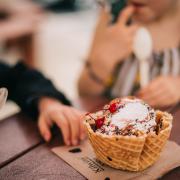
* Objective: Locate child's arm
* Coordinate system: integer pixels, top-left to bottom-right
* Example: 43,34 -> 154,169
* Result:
78,6 -> 138,97
0,62 -> 86,145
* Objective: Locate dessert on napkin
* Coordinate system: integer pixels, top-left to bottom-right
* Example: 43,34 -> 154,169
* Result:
84,97 -> 173,171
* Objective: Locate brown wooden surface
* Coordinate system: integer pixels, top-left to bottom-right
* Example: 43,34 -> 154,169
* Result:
0,113 -> 43,168
0,106 -> 179,179
0,142 -> 84,180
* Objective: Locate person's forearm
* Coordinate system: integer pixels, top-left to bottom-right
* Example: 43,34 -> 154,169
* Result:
7,62 -> 71,117
78,56 -> 116,97
78,68 -> 105,97
78,6 -> 135,97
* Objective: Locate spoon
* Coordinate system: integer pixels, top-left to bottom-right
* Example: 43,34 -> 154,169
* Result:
133,27 -> 153,87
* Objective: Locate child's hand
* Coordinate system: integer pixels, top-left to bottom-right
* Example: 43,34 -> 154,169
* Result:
137,76 -> 180,108
89,6 -> 138,71
38,97 -> 86,146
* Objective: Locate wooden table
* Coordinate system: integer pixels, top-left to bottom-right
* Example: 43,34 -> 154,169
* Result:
0,107 -> 180,179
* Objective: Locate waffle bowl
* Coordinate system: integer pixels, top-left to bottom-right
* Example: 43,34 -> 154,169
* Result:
84,100 -> 173,171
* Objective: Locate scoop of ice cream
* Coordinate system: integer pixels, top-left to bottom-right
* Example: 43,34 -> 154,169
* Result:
111,102 -> 148,127
106,98 -> 156,134
86,97 -> 157,135
87,98 -> 157,135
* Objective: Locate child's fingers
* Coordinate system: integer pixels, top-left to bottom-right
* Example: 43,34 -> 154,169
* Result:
70,120 -> 79,146
52,112 -> 71,146
129,24 -> 139,35
63,109 -> 80,146
117,6 -> 134,26
38,115 -> 51,142
147,94 -> 169,108
79,119 -> 87,141
79,112 -> 87,141
138,77 -> 164,96
71,109 -> 87,141
100,8 -> 111,26
140,88 -> 164,102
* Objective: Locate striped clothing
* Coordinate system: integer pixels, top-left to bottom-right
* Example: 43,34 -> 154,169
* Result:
106,46 -> 180,98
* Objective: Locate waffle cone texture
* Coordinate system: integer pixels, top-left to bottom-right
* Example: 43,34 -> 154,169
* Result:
84,111 -> 172,171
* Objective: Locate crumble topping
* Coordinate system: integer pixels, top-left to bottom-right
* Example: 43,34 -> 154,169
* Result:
85,97 -> 157,136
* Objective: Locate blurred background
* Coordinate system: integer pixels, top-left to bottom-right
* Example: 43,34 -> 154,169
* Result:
0,0 -> 99,119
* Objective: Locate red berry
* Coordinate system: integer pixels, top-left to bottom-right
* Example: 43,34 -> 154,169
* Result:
95,117 -> 105,129
109,103 -> 117,113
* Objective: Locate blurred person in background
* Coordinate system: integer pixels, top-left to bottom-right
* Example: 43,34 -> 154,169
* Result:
78,0 -> 180,108
0,0 -> 86,146
0,0 -> 44,66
